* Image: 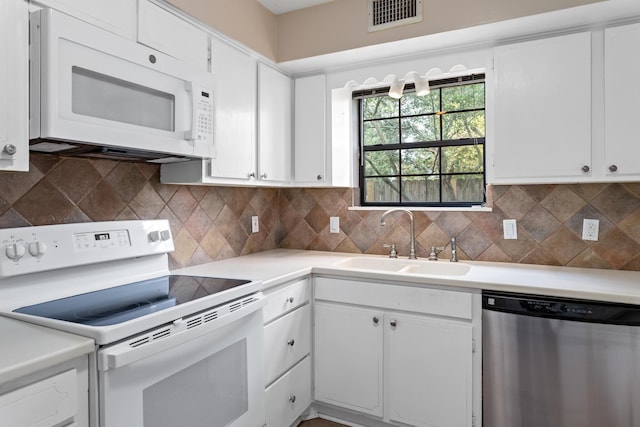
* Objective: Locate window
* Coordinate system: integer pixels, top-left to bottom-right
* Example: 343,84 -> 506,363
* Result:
357,74 -> 485,207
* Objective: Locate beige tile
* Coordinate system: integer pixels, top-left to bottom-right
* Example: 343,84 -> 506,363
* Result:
540,186 -> 586,222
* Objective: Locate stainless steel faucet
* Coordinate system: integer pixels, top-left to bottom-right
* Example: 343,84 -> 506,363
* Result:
380,208 -> 417,260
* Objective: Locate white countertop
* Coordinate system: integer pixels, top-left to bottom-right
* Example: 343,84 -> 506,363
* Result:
0,317 -> 94,385
176,249 -> 640,305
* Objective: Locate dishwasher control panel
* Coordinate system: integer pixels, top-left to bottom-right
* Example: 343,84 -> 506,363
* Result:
483,291 -> 640,326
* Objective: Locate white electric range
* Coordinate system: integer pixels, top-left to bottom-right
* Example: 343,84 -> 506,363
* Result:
0,220 -> 265,427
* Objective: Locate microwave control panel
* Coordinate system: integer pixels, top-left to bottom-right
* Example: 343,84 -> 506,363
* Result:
185,83 -> 214,144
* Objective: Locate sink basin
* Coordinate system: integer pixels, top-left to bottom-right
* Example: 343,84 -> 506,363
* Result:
399,262 -> 471,276
332,257 -> 471,276
332,257 -> 407,272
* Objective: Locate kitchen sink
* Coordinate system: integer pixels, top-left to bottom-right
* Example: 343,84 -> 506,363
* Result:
332,257 -> 471,276
332,257 -> 408,272
399,262 -> 471,276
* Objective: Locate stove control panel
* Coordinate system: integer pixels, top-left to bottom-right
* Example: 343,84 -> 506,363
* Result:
0,220 -> 174,278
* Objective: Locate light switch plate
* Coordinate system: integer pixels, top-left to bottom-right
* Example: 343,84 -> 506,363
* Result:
330,217 -> 340,234
251,216 -> 259,233
503,219 -> 518,239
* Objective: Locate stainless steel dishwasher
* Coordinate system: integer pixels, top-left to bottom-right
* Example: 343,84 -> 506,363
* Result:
483,291 -> 640,427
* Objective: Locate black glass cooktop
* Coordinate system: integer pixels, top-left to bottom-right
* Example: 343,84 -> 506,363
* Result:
14,275 -> 251,326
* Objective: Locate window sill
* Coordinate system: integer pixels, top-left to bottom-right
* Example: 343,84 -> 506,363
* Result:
348,205 -> 492,212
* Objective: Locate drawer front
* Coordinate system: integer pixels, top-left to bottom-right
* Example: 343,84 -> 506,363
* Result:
263,279 -> 309,324
265,357 -> 312,427
315,277 -> 473,320
264,305 -> 311,385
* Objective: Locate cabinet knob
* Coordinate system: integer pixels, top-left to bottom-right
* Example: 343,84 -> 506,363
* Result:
287,339 -> 295,346
373,316 -> 379,325
248,172 -> 256,178
260,173 -> 268,179
609,164 -> 618,172
390,319 -> 398,328
286,297 -> 294,304
289,395 -> 296,403
148,54 -> 157,64
317,174 -> 323,181
581,165 -> 590,173
3,144 -> 16,156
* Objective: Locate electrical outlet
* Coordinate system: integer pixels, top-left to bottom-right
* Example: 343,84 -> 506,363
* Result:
582,218 -> 599,241
251,216 -> 259,233
329,217 -> 340,234
503,219 -> 518,239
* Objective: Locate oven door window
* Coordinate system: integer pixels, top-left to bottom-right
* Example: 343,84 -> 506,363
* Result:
143,339 -> 248,427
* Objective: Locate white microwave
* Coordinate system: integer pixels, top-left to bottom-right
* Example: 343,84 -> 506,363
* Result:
29,9 -> 215,163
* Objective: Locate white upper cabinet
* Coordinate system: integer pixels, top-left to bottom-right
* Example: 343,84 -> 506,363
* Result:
208,38 -> 257,181
34,0 -> 136,39
137,0 -> 209,72
294,75 -> 327,186
258,63 -> 292,183
0,0 -> 28,171
490,32 -> 592,184
604,23 -> 640,179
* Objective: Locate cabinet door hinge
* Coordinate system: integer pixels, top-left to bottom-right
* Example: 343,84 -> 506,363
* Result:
472,414 -> 477,427
472,338 -> 477,354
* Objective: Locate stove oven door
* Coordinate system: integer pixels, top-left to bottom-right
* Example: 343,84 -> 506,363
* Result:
96,297 -> 264,427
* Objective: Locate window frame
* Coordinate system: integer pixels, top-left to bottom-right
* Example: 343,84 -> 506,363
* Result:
356,74 -> 486,208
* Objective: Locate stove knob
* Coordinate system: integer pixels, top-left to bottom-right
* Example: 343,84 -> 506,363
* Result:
160,230 -> 171,241
28,241 -> 47,257
6,243 -> 26,261
148,231 -> 161,242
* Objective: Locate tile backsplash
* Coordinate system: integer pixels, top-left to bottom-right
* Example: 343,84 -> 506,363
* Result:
1,154 -> 639,271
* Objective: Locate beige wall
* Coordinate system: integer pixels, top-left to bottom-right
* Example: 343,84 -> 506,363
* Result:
168,0 -> 603,63
167,0 -> 278,61
276,0 -> 604,61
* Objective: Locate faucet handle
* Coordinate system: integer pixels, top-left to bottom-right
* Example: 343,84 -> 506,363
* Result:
428,246 -> 445,261
383,243 -> 398,258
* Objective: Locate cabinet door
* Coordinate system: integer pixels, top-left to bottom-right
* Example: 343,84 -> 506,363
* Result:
138,0 -> 209,72
294,75 -> 326,185
387,313 -> 473,427
491,32 -> 591,183
209,39 -> 257,180
0,0 -> 28,171
34,0 -> 136,39
258,63 -> 292,183
604,23 -> 640,178
314,302 -> 383,416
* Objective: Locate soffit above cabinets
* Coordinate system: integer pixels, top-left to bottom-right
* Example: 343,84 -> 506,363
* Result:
257,0 -> 334,15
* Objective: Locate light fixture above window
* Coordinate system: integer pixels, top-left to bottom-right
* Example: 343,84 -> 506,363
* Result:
388,78 -> 405,99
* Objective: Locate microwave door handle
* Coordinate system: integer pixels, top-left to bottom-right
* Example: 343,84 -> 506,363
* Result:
185,81 -> 198,141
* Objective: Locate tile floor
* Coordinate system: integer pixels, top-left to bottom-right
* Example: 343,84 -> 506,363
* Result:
298,418 -> 348,427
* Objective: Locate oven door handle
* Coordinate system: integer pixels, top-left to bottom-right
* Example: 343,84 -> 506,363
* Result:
98,296 -> 265,371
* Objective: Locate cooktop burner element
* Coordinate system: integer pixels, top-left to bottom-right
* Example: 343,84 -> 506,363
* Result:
14,275 -> 251,326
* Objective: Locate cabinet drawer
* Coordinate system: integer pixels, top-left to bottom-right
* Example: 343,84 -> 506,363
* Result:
0,369 -> 77,427
263,279 -> 309,324
265,356 -> 312,427
315,277 -> 473,320
264,305 -> 311,385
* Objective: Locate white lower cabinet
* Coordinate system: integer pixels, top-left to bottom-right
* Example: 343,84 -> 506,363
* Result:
266,356 -> 312,427
263,278 -> 312,426
314,277 -> 478,427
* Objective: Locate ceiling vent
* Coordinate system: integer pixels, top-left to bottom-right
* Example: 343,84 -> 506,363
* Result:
368,0 -> 423,32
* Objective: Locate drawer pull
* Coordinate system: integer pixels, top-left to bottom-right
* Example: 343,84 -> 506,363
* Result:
373,316 -> 379,325
287,339 -> 295,346
390,319 -> 398,328
289,395 -> 296,403
286,297 -> 295,304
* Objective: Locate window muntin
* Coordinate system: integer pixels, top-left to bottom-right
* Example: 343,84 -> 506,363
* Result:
358,75 -> 486,207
